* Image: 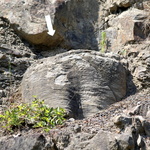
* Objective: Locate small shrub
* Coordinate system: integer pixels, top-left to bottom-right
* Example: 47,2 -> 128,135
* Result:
0,98 -> 66,133
100,31 -> 107,53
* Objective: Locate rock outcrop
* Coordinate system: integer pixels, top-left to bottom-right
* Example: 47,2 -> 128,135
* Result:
0,0 -> 101,50
21,50 -> 127,118
106,8 -> 149,51
0,17 -> 35,104
0,0 -> 149,149
0,0 -> 149,96
0,0 -> 148,51
127,44 -> 150,91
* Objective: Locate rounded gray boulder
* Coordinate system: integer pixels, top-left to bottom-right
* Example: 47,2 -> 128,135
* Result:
21,50 -> 127,118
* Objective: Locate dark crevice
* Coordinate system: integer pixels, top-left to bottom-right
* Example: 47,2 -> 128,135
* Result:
66,65 -> 84,119
111,6 -> 130,15
116,6 -> 129,14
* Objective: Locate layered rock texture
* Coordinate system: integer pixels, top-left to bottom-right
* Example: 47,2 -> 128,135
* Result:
21,50 -> 126,118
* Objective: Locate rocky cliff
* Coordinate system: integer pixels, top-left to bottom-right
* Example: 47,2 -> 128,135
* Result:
0,0 -> 149,149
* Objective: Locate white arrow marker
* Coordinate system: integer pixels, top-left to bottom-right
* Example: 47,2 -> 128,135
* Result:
45,15 -> 55,36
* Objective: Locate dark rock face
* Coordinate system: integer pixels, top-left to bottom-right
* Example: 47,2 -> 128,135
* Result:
0,17 -> 35,101
126,44 -> 150,91
21,50 -> 127,118
53,0 -> 100,49
0,134 -> 47,150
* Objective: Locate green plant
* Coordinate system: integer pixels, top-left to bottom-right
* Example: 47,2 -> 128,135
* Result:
0,97 -> 66,133
100,31 -> 107,53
